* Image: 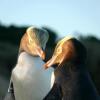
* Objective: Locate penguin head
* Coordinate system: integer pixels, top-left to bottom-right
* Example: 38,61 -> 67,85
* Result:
44,36 -> 87,69
19,26 -> 49,60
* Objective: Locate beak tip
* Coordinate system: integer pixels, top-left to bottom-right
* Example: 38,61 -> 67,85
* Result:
37,47 -> 45,60
44,64 -> 48,69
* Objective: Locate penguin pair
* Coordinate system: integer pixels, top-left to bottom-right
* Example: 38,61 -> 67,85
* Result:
4,26 -> 99,100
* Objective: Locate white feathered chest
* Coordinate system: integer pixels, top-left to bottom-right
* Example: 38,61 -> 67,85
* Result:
11,52 -> 54,100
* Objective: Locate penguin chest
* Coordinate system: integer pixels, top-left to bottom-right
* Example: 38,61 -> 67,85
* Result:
12,54 -> 53,100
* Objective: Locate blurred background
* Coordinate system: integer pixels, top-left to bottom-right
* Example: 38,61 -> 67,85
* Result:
0,0 -> 100,99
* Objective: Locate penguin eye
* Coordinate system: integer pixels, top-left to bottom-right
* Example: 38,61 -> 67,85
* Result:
57,46 -> 62,54
29,38 -> 33,44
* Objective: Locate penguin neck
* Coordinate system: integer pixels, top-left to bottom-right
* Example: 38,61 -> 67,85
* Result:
18,51 -> 41,61
17,51 -> 44,69
55,61 -> 86,79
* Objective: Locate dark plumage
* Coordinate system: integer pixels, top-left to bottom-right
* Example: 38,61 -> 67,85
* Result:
43,83 -> 62,100
44,36 -> 99,100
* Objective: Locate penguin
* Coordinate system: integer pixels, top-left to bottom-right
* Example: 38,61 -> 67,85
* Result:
4,26 -> 54,100
44,36 -> 99,100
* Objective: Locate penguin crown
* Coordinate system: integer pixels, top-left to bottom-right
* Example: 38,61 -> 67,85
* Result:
26,26 -> 49,49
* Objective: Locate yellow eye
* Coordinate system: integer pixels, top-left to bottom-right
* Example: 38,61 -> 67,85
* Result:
57,46 -> 62,54
29,38 -> 33,44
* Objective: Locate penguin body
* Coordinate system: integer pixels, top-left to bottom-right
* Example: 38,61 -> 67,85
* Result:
44,36 -> 100,100
12,52 -> 53,100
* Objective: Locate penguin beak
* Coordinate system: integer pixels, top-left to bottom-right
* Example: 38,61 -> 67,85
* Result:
36,47 -> 45,60
44,56 -> 57,69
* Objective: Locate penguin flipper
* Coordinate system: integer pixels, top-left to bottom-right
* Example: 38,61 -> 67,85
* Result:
4,80 -> 15,100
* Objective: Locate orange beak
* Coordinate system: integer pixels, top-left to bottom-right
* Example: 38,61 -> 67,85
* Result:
36,47 -> 45,60
44,56 -> 57,69
39,51 -> 45,60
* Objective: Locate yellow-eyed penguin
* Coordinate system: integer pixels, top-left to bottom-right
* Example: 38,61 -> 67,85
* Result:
4,26 -> 54,100
44,36 -> 99,100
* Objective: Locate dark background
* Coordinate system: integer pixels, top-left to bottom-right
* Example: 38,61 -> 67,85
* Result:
0,24 -> 100,99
